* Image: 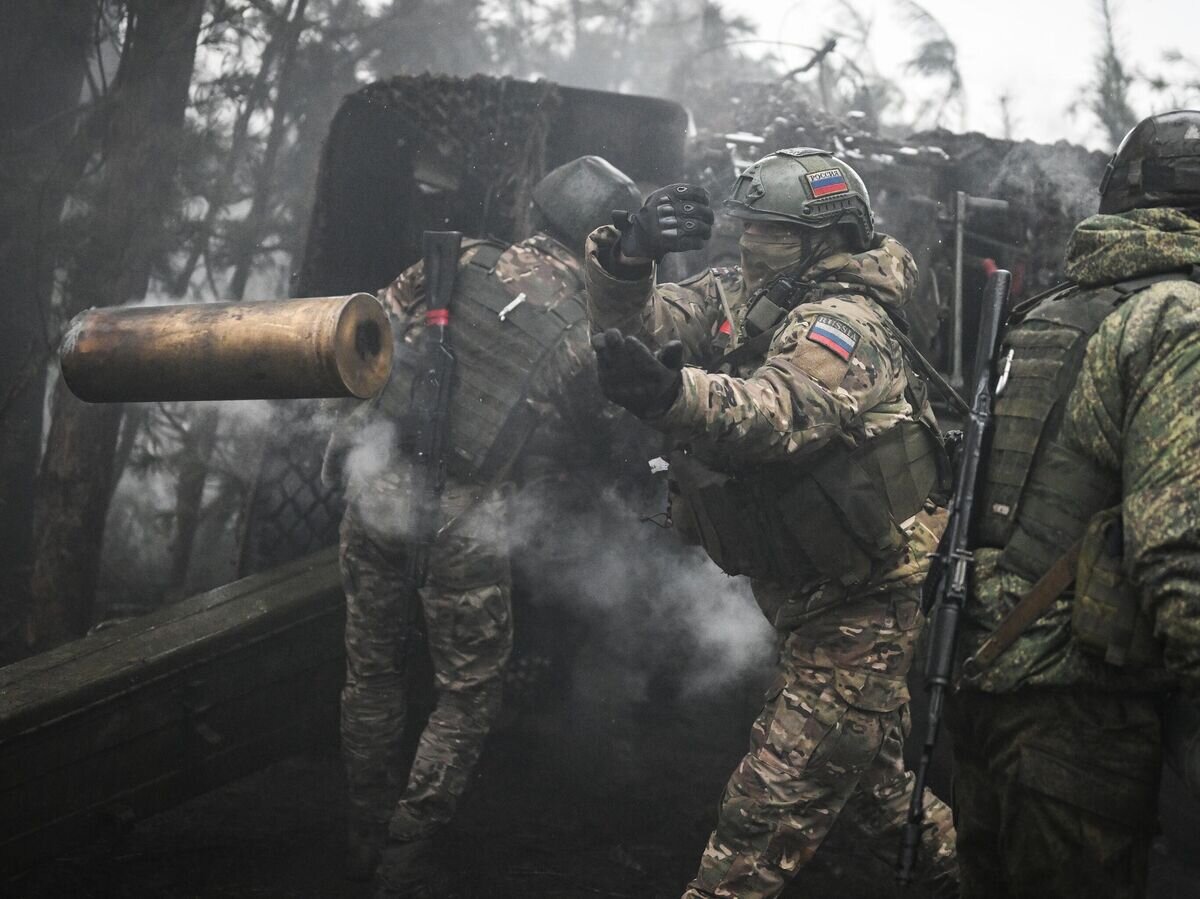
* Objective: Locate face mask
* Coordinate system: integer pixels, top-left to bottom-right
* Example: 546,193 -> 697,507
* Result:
739,231 -> 816,293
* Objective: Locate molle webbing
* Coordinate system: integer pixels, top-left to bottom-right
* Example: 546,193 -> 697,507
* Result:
446,247 -> 585,482
980,272 -> 1195,583
789,419 -> 942,585
977,283 -> 1125,554
385,240 -> 587,483
673,419 -> 941,585
1000,441 -> 1118,582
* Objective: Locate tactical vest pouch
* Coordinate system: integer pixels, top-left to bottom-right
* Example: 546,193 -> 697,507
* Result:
742,275 -> 812,338
999,440 -> 1118,583
744,293 -> 788,338
977,289 -> 1099,547
384,240 -> 587,485
1071,506 -> 1162,669
979,277 -> 1181,550
668,452 -> 785,578
670,420 -> 943,585
792,420 -> 942,585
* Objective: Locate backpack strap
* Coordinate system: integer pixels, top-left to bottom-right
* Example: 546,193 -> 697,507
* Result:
962,539 -> 1083,677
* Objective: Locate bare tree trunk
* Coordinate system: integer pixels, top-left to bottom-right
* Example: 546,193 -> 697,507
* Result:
164,2 -> 304,591
228,0 -> 309,300
170,0 -> 297,297
0,0 -> 98,649
166,1 -> 310,592
1092,0 -> 1138,147
26,0 -> 206,649
167,406 -> 220,594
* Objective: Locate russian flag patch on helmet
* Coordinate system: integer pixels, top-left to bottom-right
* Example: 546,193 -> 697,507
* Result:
806,315 -> 859,360
806,168 -> 850,198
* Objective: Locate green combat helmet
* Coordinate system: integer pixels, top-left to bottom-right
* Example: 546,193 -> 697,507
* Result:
725,148 -> 874,250
1099,109 -> 1200,214
532,155 -> 641,253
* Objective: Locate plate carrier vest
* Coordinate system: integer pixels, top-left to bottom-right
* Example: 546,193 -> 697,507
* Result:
381,238 -> 588,484
976,270 -> 1199,668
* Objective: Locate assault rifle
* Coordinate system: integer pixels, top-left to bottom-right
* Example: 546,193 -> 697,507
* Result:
898,268 -> 1012,883
406,230 -> 463,588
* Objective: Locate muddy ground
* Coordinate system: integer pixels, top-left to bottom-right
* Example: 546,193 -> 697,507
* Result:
10,548 -> 1200,899
14,660 -> 1200,898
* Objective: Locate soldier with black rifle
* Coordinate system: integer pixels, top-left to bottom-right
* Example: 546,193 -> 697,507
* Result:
322,157 -> 642,897
910,110 -> 1200,899
584,149 -> 960,899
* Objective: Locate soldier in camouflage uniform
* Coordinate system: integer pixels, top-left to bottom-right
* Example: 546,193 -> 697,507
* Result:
948,112 -> 1200,899
585,149 -> 958,898
324,156 -> 642,896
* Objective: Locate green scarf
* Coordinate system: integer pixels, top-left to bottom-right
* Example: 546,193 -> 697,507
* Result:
1064,207 -> 1200,287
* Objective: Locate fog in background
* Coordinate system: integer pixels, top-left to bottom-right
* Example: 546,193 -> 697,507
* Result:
3,0 -> 1197,657
724,0 -> 1195,148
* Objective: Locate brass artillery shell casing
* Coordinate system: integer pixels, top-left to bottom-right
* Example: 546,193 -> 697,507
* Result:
60,294 -> 393,403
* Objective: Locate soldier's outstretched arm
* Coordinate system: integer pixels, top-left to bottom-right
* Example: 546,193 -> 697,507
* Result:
654,298 -> 906,463
583,183 -> 717,364
1065,282 -> 1200,692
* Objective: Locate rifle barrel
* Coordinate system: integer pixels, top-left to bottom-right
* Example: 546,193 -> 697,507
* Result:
898,269 -> 1012,885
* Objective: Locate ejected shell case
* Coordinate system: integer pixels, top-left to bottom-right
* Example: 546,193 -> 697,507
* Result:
60,294 -> 393,403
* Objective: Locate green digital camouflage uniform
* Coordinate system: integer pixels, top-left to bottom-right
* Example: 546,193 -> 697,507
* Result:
585,224 -> 959,899
950,207 -> 1200,899
330,233 -> 605,846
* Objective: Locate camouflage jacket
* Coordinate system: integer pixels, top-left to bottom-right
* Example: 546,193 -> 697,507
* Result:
585,224 -> 944,710
959,207 -> 1200,695
326,232 -> 622,503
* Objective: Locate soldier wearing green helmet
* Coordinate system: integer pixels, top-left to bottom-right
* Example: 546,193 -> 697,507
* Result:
326,155 -> 643,896
725,146 -> 876,237
948,110 -> 1200,899
584,149 -> 958,898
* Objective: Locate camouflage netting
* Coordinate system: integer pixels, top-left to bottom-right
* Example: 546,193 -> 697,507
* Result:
681,80 -> 1108,365
239,75 -> 693,574
236,402 -> 345,574
298,73 -> 562,300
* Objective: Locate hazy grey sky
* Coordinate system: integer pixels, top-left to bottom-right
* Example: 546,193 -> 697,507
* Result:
723,0 -> 1195,149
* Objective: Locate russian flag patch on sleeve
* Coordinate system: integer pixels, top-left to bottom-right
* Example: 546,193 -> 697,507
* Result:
806,168 -> 851,198
806,315 -> 860,360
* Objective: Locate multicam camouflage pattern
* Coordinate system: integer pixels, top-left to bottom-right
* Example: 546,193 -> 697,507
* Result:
683,517 -> 957,898
587,225 -> 933,455
585,225 -> 956,897
683,588 -> 958,899
335,232 -> 612,852
340,473 -> 512,836
958,208 -> 1200,695
380,232 -> 585,348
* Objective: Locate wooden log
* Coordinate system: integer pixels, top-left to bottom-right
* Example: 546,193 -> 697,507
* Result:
0,548 -> 346,875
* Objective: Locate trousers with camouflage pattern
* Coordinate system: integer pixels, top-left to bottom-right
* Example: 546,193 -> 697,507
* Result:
339,472 -> 512,841
684,585 -> 958,899
947,689 -> 1161,899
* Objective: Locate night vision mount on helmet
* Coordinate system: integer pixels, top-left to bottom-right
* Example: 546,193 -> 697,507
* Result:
725,148 -> 875,250
531,155 -> 641,253
1099,109 -> 1200,215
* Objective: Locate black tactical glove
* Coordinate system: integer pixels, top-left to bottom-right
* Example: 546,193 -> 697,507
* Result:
612,183 -> 714,262
591,329 -> 685,419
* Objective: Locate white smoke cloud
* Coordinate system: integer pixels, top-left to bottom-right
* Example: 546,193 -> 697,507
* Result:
507,478 -> 775,701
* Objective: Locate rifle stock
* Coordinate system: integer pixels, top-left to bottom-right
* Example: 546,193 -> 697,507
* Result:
898,269 -> 1011,884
